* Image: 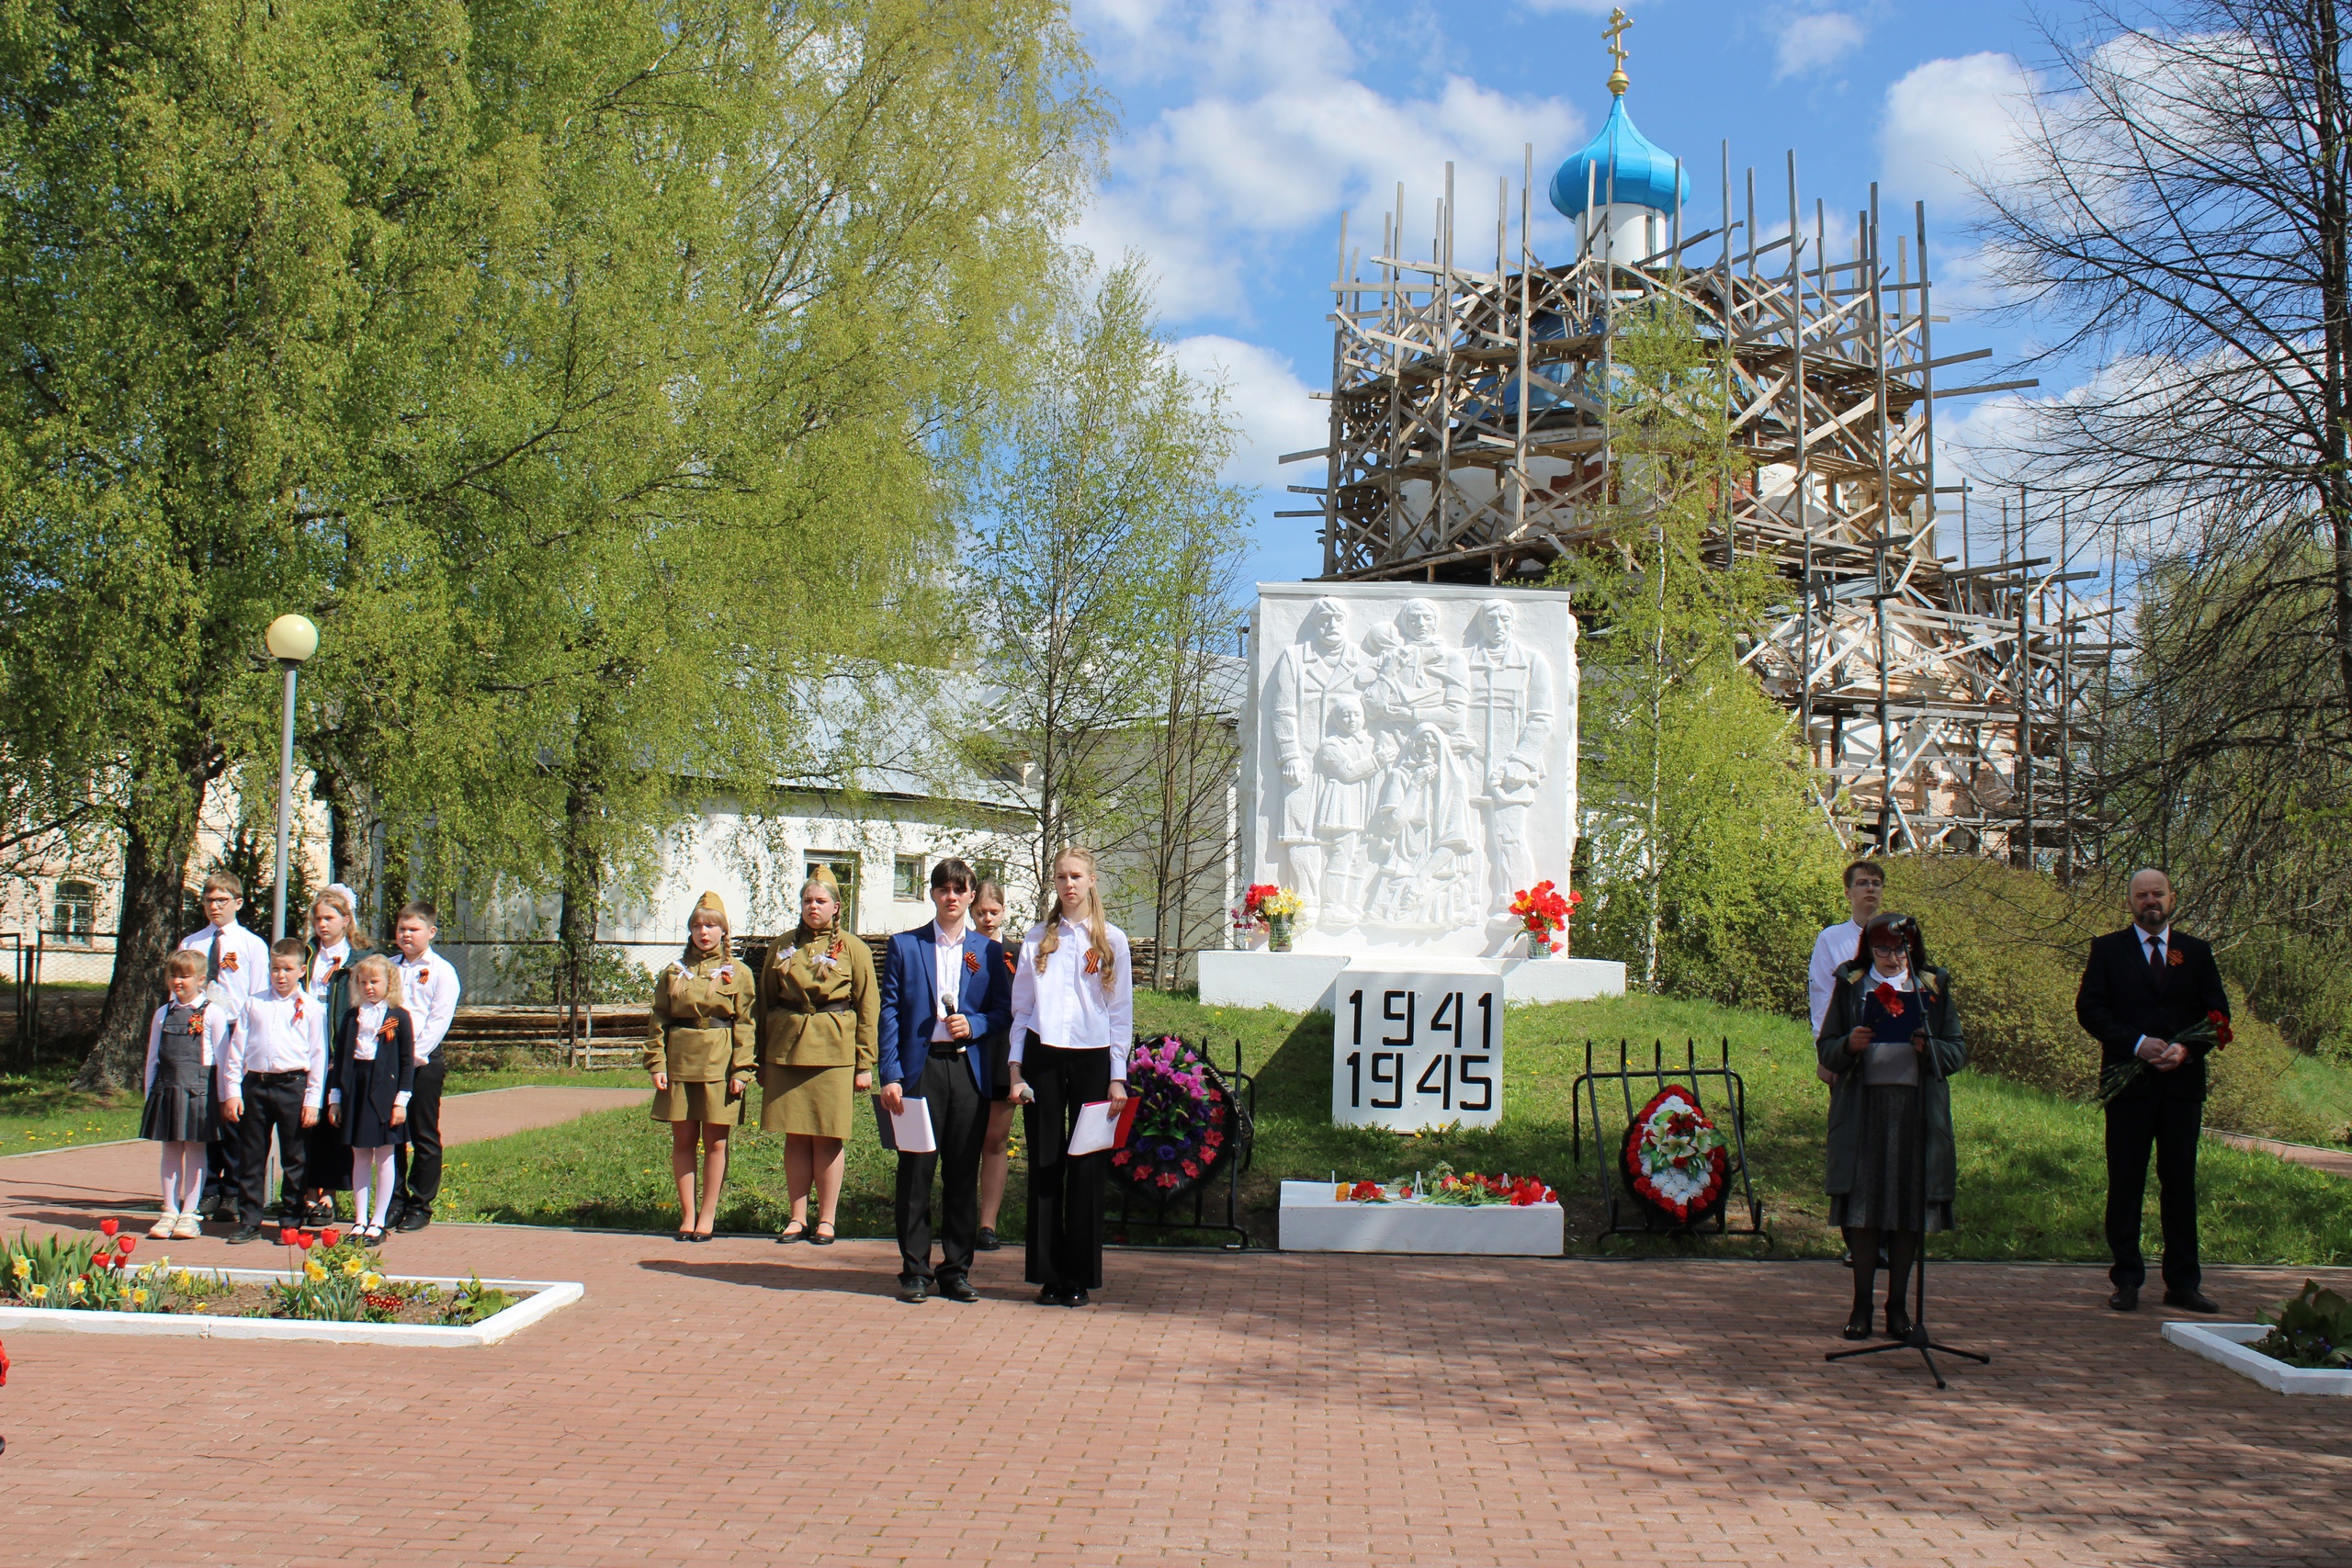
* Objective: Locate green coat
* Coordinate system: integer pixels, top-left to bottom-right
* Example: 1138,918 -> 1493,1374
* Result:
645,951 -> 758,1081
1815,964 -> 1967,1203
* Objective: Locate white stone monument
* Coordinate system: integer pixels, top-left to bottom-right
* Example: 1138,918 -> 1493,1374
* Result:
1200,581 -> 1626,1011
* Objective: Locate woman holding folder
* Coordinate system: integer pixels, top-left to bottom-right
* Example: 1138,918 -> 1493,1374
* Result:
1815,911 -> 1966,1342
758,868 -> 876,1245
1006,847 -> 1133,1307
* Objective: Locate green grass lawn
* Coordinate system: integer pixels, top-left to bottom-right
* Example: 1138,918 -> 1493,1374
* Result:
0,1058 -> 617,1156
427,991 -> 2352,1263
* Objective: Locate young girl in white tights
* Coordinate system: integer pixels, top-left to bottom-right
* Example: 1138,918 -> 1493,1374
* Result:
141,949 -> 232,1238
328,955 -> 415,1245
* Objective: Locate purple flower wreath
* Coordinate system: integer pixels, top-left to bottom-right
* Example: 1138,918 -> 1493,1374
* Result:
1110,1035 -> 1246,1201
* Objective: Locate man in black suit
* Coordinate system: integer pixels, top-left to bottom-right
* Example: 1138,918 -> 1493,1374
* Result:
2075,868 -> 2229,1314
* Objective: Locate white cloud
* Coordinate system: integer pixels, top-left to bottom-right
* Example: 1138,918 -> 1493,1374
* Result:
1881,52 -> 2035,206
1170,334 -> 1326,496
1775,12 -> 1866,79
1069,0 -> 1585,324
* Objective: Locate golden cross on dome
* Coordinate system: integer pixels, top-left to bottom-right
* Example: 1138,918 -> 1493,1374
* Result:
1603,7 -> 1633,96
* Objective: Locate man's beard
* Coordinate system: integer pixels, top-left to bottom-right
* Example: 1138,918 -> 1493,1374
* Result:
2134,908 -> 2168,931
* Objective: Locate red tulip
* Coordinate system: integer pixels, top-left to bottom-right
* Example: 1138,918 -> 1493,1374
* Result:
320,1228 -> 342,1249
116,1235 -> 136,1256
293,1231 -> 315,1250
97,1218 -> 119,1237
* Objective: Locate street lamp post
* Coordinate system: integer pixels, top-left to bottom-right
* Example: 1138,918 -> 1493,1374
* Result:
263,614 -> 319,941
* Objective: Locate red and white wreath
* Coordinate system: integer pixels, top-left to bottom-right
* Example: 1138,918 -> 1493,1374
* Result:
1621,1085 -> 1729,1224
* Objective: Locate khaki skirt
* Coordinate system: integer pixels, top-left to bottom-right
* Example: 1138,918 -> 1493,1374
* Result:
761,1063 -> 857,1139
650,1079 -> 744,1126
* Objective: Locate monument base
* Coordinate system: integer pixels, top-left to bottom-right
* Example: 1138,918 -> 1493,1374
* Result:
1198,950 -> 1625,1012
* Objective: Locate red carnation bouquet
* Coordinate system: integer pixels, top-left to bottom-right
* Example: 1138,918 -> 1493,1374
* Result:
2098,1010 -> 2232,1103
1508,881 -> 1582,955
1871,980 -> 1905,1020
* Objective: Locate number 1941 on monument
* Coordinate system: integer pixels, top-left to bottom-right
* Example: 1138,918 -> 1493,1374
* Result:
1333,974 -> 1503,1131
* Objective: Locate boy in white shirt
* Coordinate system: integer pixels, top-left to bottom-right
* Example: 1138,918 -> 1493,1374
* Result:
389,901 -> 461,1231
1807,862 -> 1884,1086
220,939 -> 326,1243
178,872 -> 272,1219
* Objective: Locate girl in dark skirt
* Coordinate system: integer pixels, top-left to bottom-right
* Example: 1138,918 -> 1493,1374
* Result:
142,950 -> 232,1239
1815,911 -> 1967,1341
328,954 -> 416,1245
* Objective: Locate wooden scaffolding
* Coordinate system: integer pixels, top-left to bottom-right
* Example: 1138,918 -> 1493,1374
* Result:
1282,152 -> 2112,863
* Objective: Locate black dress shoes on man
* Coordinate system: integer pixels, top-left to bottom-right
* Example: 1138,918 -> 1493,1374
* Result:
937,1277 -> 980,1303
2108,1286 -> 2139,1312
898,1280 -> 929,1304
226,1223 -> 264,1245
1035,1286 -> 1069,1306
2163,1288 -> 2220,1313
395,1208 -> 431,1233
1062,1288 -> 1090,1308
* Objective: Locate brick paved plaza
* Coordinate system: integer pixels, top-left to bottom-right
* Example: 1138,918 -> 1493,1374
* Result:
1,1116 -> 2346,1566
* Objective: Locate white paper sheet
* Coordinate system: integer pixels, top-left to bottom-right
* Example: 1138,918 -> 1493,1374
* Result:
1066,1100 -> 1128,1156
885,1097 -> 937,1154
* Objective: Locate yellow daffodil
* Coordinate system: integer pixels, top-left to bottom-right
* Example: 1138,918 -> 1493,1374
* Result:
28,1282 -> 47,1300
303,1258 -> 327,1282
66,1278 -> 84,1296
130,1288 -> 149,1306
360,1271 -> 383,1291
9,1254 -> 27,1279
342,1257 -> 364,1276
173,1270 -> 192,1291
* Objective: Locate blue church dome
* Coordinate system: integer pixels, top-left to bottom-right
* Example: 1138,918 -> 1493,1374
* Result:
1549,94 -> 1688,219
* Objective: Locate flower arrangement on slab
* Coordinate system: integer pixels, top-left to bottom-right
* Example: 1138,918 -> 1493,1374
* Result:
1232,883 -> 1304,952
1111,1035 -> 1247,1201
1621,1086 -> 1729,1225
1507,880 -> 1583,957
1329,1165 -> 1555,1206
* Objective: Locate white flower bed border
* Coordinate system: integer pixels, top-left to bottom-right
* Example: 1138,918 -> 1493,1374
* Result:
2163,1321 -> 2352,1396
1278,1179 -> 1564,1255
0,1269 -> 582,1348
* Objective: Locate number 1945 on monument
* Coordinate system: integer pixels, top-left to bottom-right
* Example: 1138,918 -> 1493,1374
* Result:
1333,975 -> 1504,1131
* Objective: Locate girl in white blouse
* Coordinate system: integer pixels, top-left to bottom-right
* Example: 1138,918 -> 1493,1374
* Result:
1007,847 -> 1133,1307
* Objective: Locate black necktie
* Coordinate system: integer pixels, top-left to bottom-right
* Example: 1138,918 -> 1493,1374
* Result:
2146,935 -> 2165,982
207,931 -> 221,983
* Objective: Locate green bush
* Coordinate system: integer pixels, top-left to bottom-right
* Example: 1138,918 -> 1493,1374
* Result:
1884,857 -> 2337,1143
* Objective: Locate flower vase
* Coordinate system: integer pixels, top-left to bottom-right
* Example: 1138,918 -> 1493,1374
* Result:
1266,915 -> 1295,953
1523,930 -> 1552,959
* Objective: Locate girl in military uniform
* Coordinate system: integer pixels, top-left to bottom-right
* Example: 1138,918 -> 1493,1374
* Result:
758,868 -> 876,1245
647,891 -> 757,1242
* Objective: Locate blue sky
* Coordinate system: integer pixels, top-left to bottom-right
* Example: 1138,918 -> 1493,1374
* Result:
1068,0 -> 2067,583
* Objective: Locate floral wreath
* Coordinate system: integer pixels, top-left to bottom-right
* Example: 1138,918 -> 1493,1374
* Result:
1621,1084 -> 1729,1226
1110,1035 -> 1250,1201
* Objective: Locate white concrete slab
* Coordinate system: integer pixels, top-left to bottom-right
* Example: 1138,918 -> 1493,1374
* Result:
2162,1321 -> 2352,1395
1277,1179 -> 1564,1255
0,1269 -> 582,1348
1200,950 -> 1622,1011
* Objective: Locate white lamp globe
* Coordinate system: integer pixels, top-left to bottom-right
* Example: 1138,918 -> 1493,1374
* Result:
265,613 -> 319,664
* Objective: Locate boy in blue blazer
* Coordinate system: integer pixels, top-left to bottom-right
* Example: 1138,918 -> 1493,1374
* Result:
877,858 -> 1013,1303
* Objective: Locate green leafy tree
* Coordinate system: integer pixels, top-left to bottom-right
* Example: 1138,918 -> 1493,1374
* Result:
1562,292 -> 1845,1009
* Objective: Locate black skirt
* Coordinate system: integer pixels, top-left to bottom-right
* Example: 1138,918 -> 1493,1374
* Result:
140,1030 -> 218,1143
339,1067 -> 409,1148
1828,1083 -> 1953,1233
981,1026 -> 1013,1104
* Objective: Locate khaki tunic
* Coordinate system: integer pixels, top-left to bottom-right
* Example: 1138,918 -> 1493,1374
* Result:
757,929 -> 876,1139
645,951 -> 757,1125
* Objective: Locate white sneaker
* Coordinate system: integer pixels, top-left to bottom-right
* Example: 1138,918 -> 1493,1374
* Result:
147,1213 -> 177,1239
170,1213 -> 202,1239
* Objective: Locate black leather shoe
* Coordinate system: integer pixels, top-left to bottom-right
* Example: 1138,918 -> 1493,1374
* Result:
1063,1288 -> 1090,1308
226,1224 -> 264,1245
938,1277 -> 980,1303
1883,1303 -> 1912,1341
395,1209 -> 431,1233
1841,1309 -> 1872,1341
2109,1286 -> 2140,1312
975,1226 -> 1002,1252
898,1280 -> 929,1304
2163,1289 -> 2220,1314
1035,1286 -> 1069,1306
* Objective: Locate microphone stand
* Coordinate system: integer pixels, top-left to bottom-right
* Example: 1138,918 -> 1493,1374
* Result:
1825,984 -> 1990,1390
